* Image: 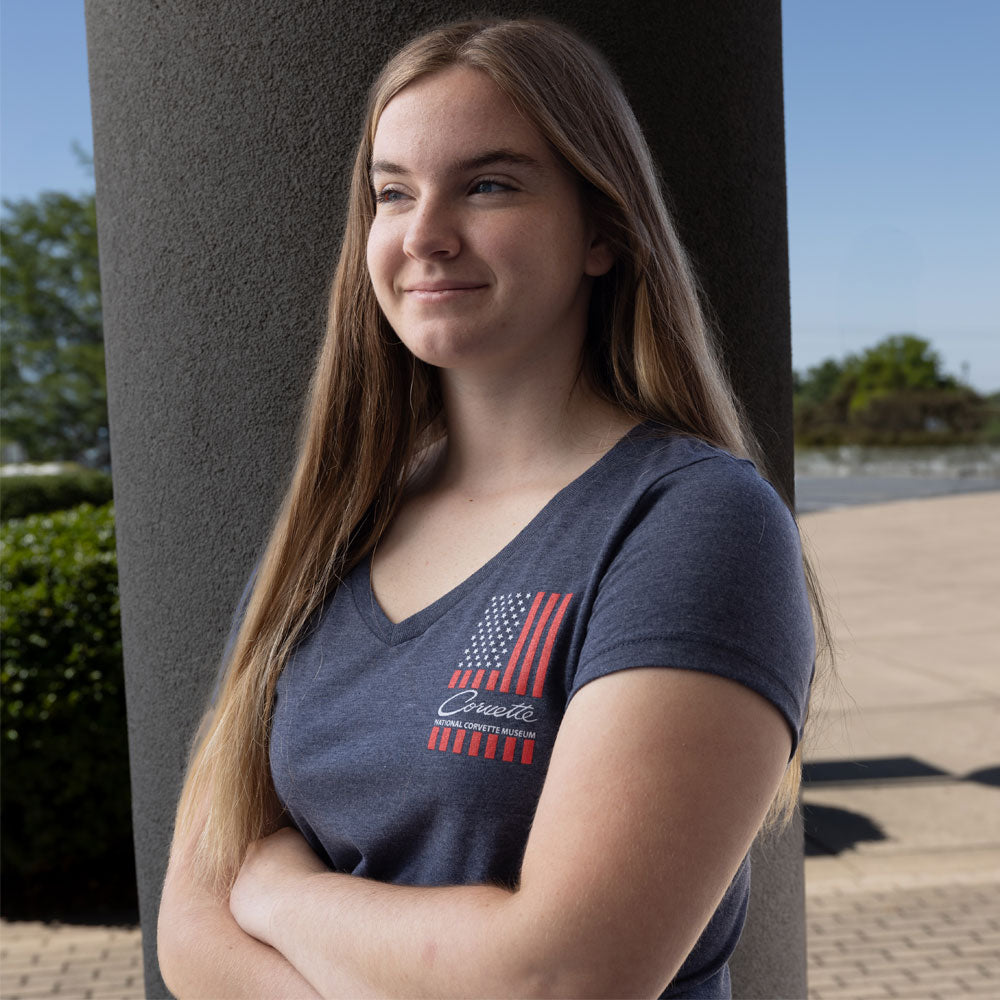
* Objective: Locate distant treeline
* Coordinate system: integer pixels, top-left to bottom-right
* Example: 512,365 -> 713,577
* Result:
793,334 -> 999,447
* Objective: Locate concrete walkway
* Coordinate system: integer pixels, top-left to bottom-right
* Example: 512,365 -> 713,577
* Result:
0,922 -> 143,999
2,490 -> 998,999
799,491 -> 1000,999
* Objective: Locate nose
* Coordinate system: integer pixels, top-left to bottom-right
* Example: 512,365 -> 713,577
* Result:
402,197 -> 461,260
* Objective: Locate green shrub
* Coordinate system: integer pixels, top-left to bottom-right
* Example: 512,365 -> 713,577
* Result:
1,502 -> 136,918
795,386 -> 992,447
0,466 -> 114,520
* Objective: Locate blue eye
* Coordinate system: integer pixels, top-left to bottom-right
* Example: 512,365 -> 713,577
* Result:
471,178 -> 510,195
374,188 -> 405,204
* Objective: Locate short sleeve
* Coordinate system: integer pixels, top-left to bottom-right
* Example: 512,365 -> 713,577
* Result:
570,455 -> 816,755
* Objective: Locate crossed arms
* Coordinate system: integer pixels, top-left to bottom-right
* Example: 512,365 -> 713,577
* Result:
157,666 -> 792,998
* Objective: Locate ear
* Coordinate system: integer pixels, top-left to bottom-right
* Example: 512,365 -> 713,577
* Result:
584,232 -> 615,277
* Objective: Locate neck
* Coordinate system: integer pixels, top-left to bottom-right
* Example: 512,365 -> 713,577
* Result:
431,360 -> 637,498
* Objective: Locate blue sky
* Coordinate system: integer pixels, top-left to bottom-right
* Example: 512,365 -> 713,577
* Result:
2,0 -> 997,392
782,0 -> 998,394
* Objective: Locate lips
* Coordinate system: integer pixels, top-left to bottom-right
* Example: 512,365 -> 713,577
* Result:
404,280 -> 487,293
403,280 -> 489,303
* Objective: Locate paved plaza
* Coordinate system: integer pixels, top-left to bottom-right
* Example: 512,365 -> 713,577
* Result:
0,922 -> 143,999
2,490 -> 998,999
793,490 -> 1000,998
807,872 -> 999,1000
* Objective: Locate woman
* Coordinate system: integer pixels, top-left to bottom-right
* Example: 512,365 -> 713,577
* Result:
158,17 -> 828,999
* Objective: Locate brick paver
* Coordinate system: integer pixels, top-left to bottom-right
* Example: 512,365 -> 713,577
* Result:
2,877 -> 997,1000
797,492 -> 1000,998
0,921 -> 144,1000
807,874 -> 1000,1000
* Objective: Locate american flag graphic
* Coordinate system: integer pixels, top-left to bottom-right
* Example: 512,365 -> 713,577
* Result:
429,591 -> 574,765
427,725 -> 535,764
445,590 -> 574,698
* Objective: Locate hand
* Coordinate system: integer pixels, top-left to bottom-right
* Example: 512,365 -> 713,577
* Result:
230,826 -> 328,946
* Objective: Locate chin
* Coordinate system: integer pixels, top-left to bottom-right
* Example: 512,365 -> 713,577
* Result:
396,325 -> 504,371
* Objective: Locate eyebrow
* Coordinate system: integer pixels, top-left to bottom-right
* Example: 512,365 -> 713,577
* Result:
370,148 -> 544,182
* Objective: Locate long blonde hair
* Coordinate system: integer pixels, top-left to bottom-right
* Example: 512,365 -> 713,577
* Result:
177,17 -> 833,889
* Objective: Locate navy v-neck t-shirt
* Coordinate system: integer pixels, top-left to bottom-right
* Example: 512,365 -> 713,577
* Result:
256,423 -> 815,998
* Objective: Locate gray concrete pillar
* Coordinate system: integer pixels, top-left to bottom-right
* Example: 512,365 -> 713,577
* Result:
85,1 -> 803,996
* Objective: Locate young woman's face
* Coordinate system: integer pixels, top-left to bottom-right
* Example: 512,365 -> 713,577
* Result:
366,65 -> 613,377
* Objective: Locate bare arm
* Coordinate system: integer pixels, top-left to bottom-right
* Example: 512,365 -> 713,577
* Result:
157,790 -> 322,1000
230,666 -> 792,998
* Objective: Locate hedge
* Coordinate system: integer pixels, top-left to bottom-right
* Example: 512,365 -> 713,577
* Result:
0,467 -> 114,521
1,502 -> 136,919
794,387 -> 998,448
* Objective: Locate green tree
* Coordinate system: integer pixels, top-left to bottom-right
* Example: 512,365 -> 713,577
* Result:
795,357 -> 850,406
1,191 -> 107,468
848,333 -> 957,415
793,333 -> 988,446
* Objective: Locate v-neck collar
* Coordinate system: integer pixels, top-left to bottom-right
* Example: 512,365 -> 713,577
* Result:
349,420 -> 660,645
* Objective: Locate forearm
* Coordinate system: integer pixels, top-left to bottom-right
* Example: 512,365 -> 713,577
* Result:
266,873 -> 552,999
158,893 -> 322,1000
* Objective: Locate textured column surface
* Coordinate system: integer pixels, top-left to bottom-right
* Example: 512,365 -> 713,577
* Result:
85,1 -> 802,996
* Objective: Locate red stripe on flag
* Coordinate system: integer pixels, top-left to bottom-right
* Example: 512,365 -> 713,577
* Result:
459,669 -> 472,688
521,739 -> 534,765
485,733 -> 499,759
501,592 -> 545,692
439,728 -> 451,751
486,670 -> 500,691
452,729 -> 466,754
468,731 -> 482,756
532,592 -> 574,698
428,726 -> 440,750
502,737 -> 516,762
472,669 -> 485,688
448,670 -> 461,689
516,593 -> 559,695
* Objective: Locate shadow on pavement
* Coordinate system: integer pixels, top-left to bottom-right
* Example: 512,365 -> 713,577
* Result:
802,755 -> 1000,855
803,802 -> 888,856
804,755 -> 951,785
964,765 -> 1000,788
